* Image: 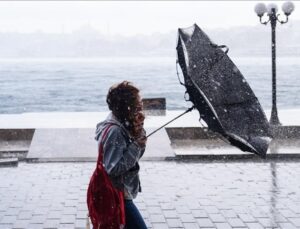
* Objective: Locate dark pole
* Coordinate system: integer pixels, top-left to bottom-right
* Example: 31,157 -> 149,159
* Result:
270,8 -> 281,125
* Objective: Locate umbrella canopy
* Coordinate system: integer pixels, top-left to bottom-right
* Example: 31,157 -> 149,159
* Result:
176,24 -> 272,158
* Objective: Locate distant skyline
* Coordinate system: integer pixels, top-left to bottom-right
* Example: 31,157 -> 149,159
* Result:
0,1 -> 299,36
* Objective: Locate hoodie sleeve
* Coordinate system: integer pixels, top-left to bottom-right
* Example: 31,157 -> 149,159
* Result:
102,125 -> 142,177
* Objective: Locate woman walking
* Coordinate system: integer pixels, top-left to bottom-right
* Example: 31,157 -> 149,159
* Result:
87,81 -> 147,229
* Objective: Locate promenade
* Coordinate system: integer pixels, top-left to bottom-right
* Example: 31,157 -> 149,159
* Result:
0,161 -> 300,229
0,110 -> 300,228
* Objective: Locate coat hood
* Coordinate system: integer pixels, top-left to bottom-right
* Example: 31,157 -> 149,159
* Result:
95,112 -> 127,141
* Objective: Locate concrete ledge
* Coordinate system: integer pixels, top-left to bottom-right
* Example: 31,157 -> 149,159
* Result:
142,98 -> 166,110
0,158 -> 18,167
0,137 -> 32,159
144,110 -> 166,116
1,123 -> 300,162
142,98 -> 166,116
0,151 -> 28,160
167,126 -> 300,139
166,127 -> 219,140
271,125 -> 300,138
0,129 -> 35,141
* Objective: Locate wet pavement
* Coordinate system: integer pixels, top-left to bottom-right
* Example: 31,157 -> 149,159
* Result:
0,161 -> 300,229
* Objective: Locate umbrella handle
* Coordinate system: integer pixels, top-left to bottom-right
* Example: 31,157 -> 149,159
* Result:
217,45 -> 229,55
211,43 -> 229,55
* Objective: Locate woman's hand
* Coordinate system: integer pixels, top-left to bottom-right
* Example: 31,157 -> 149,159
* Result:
135,129 -> 147,148
132,111 -> 147,148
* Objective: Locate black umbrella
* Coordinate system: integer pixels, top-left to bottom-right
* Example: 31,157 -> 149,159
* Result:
176,24 -> 272,158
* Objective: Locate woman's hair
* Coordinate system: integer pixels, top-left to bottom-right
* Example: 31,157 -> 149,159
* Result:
106,81 -> 140,132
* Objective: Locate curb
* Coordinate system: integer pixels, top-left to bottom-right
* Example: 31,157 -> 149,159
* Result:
23,153 -> 300,163
173,153 -> 300,161
26,156 -> 176,163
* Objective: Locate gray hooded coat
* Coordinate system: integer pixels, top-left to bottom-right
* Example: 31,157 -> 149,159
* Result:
95,113 -> 145,200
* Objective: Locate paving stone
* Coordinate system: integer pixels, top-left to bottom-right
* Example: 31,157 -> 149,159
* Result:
1,215 -> 17,224
199,198 -> 213,206
37,200 -> 52,208
27,224 -> 44,229
4,207 -> 21,216
11,201 -> 25,208
288,218 -> 300,227
43,219 -> 60,228
140,210 -> 150,219
144,218 -> 152,228
62,207 -> 77,215
227,218 -> 246,227
209,213 -> 226,222
148,206 -> 163,214
163,210 -> 178,219
12,220 -> 31,228
215,222 -> 233,229
18,211 -> 32,220
145,200 -> 160,207
150,214 -> 166,223
47,211 -> 62,220
21,204 -> 39,212
175,206 -> 191,214
202,206 -> 219,214
196,218 -> 215,227
246,222 -> 264,229
60,214 -> 75,224
257,217 -> 278,227
278,222 -> 298,229
199,228 -> 217,229
76,211 -> 87,220
33,207 -> 48,216
237,213 -> 257,222
0,204 -> 9,212
58,224 -> 75,229
192,210 -> 208,218
273,213 -> 288,222
152,222 -> 169,229
74,219 -> 86,229
290,205 -> 300,214
249,210 -> 269,218
0,212 -> 4,221
280,209 -> 298,218
50,205 -> 64,212
136,202 -> 147,210
186,202 -> 200,210
166,218 -> 183,228
179,213 -> 195,223
183,222 -> 200,229
30,215 -> 46,224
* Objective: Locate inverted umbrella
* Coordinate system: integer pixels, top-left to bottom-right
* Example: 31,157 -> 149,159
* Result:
175,24 -> 272,158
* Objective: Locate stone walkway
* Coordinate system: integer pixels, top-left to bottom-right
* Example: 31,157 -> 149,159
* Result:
0,161 -> 300,229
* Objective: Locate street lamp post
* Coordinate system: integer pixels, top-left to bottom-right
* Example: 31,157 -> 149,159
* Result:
254,2 -> 295,126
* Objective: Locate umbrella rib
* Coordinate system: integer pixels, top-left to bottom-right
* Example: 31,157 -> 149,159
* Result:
188,76 -> 224,130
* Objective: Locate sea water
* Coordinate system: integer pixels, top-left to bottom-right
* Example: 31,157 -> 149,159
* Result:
0,56 -> 299,114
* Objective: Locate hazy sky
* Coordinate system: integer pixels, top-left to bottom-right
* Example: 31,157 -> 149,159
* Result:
0,1 -> 299,36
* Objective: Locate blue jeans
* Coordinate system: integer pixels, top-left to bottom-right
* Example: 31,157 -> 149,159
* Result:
124,199 -> 147,229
